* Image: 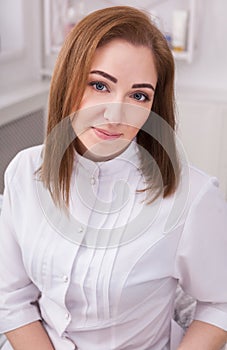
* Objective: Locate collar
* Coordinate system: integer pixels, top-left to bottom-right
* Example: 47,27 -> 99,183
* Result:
73,140 -> 141,178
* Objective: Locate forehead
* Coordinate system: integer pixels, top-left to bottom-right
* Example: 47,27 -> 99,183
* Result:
91,39 -> 157,81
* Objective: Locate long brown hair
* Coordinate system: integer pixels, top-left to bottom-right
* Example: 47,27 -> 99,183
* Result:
40,6 -> 180,206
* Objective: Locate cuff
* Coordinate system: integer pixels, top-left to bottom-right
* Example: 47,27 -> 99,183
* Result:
194,302 -> 227,331
0,305 -> 42,333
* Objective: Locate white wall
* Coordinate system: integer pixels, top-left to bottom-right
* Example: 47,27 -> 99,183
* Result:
0,0 -> 42,91
0,0 -> 24,53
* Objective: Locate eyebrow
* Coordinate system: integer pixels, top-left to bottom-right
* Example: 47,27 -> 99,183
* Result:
90,70 -> 117,83
132,83 -> 155,92
90,70 -> 155,92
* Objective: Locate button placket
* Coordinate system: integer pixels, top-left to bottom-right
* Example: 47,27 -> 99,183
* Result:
62,332 -> 78,349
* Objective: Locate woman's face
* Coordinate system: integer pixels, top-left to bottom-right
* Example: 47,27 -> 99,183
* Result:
72,39 -> 158,161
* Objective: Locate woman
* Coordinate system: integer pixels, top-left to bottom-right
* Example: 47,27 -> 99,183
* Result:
0,6 -> 227,350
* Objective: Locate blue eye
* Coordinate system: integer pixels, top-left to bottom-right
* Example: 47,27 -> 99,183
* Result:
89,81 -> 108,92
132,92 -> 149,102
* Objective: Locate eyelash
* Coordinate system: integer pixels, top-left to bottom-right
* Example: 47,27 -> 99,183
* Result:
130,92 -> 150,102
88,81 -> 151,103
88,81 -> 109,92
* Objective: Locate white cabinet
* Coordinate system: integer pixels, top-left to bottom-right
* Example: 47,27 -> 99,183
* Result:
147,0 -> 197,63
109,0 -> 198,63
176,90 -> 227,198
41,0 -> 197,78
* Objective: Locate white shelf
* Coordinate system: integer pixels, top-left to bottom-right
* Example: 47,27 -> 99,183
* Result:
172,50 -> 192,62
149,0 -> 197,63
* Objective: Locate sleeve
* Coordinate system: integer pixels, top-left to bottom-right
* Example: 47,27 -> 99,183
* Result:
0,158 -> 42,333
174,177 -> 227,331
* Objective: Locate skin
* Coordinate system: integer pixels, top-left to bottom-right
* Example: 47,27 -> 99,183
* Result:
178,320 -> 227,349
5,321 -> 55,350
71,39 -> 158,161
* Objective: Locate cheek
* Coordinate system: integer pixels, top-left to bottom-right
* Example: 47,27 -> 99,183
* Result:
124,114 -> 150,140
124,126 -> 139,140
123,107 -> 150,130
71,104 -> 107,134
79,92 -> 94,109
79,88 -> 106,110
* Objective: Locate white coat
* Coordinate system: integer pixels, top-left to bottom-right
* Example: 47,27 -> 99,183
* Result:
0,143 -> 227,349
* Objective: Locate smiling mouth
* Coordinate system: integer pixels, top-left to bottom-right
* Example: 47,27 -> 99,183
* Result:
92,127 -> 122,140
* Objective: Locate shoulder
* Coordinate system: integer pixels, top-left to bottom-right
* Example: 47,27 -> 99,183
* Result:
189,163 -> 218,185
166,162 -> 223,230
179,162 -> 219,203
188,163 -> 219,200
182,163 -> 226,220
4,145 -> 44,186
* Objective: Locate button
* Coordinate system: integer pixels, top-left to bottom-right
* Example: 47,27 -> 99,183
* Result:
78,226 -> 84,233
63,275 -> 68,283
65,312 -> 70,320
90,176 -> 96,185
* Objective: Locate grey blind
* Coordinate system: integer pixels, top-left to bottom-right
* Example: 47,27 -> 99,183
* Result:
0,109 -> 45,193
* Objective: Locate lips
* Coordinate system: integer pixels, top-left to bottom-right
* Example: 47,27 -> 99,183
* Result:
92,127 -> 122,140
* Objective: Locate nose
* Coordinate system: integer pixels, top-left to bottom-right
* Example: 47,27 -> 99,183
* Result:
103,102 -> 125,124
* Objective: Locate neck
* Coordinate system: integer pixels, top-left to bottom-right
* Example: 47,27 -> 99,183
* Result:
73,138 -> 132,162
